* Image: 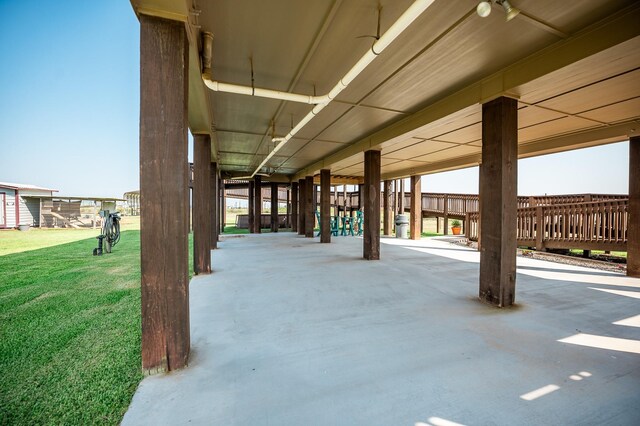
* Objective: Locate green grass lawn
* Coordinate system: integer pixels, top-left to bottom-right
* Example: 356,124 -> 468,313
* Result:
0,224 -> 192,425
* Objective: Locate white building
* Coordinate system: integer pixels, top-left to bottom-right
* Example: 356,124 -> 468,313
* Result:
0,182 -> 57,229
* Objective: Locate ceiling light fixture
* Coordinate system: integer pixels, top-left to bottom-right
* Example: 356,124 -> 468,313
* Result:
476,1 -> 492,18
476,0 -> 520,21
497,0 -> 520,21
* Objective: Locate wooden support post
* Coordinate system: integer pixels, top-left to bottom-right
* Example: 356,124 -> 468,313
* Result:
139,14 -> 189,373
271,182 -> 278,233
254,176 -> 262,233
629,136 -> 640,277
193,135 -> 211,274
479,96 -> 518,307
343,185 -> 348,216
286,186 -> 290,228
292,181 -> 299,232
410,175 -> 421,240
298,178 -> 306,235
398,179 -> 405,214
320,169 -> 331,243
248,181 -> 255,233
393,180 -> 399,219
363,150 -> 381,260
220,177 -> 225,235
305,176 -> 314,237
383,180 -> 392,236
210,162 -> 218,249
334,185 -> 339,216
443,194 -> 449,235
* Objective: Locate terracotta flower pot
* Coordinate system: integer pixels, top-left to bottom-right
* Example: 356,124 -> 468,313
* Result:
451,226 -> 461,235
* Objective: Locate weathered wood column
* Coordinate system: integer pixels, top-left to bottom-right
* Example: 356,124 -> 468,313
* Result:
219,177 -> 225,235
193,135 -> 211,274
320,169 -> 331,243
343,185 -> 348,215
139,14 -> 189,373
410,175 -> 421,240
210,162 -> 218,249
383,180 -> 392,236
298,178 -> 306,235
286,186 -> 291,228
479,96 -> 518,307
398,179 -> 405,214
291,181 -> 299,232
270,182 -> 279,233
304,176 -> 314,237
248,180 -> 255,233
443,194 -> 449,235
363,150 -> 381,260
254,176 -> 262,233
629,136 -> 640,277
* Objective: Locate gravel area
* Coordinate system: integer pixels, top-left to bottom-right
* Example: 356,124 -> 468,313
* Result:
442,236 -> 627,274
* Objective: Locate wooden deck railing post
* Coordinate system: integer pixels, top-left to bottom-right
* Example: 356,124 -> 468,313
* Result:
535,206 -> 544,251
443,194 -> 449,235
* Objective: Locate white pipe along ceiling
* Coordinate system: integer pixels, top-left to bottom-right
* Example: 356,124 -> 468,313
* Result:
201,0 -> 437,178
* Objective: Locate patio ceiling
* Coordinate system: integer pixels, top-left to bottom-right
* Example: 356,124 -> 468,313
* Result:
130,0 -> 640,182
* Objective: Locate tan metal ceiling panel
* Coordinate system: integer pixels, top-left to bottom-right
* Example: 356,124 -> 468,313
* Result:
410,106 -> 481,141
275,102 -> 352,141
386,140 -> 458,160
362,10 -> 557,112
518,105 -> 565,128
409,141 -> 469,161
538,68 -> 640,114
518,37 -> 640,104
518,116 -> 601,143
317,107 -> 402,143
419,144 -> 481,163
382,159 -> 433,174
285,139 -> 348,162
579,97 -> 640,123
434,122 -> 481,144
217,133 -> 263,155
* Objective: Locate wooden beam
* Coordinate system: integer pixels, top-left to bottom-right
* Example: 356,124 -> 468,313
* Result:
193,135 -> 211,274
320,169 -> 331,243
479,97 -> 518,308
383,180 -> 392,236
629,136 -> 640,277
363,151 -> 381,260
139,14 -> 189,374
410,175 -> 421,240
304,176 -> 314,238
294,4 -> 640,181
271,182 -> 278,233
291,181 -> 299,232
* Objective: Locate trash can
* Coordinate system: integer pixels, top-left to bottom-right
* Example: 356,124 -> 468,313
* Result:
395,214 -> 409,239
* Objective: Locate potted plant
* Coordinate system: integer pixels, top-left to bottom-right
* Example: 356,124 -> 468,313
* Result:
450,219 -> 462,235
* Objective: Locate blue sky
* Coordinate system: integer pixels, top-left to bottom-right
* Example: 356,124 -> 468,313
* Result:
0,1 -> 630,198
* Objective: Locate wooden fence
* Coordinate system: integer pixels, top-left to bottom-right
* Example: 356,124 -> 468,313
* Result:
466,199 -> 629,252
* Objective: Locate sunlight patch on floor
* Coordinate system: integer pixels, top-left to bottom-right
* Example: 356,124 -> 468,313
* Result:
613,314 -> 640,328
559,333 -> 640,354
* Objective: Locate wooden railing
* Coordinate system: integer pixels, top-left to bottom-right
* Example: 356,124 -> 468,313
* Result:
466,199 -> 629,252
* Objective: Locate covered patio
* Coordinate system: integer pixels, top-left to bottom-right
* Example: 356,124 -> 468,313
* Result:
123,233 -> 640,425
127,1 -> 640,419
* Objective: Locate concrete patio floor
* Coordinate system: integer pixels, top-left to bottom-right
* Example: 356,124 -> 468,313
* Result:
122,233 -> 640,426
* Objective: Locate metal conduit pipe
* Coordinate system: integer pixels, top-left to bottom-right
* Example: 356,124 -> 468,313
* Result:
201,0 -> 436,177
